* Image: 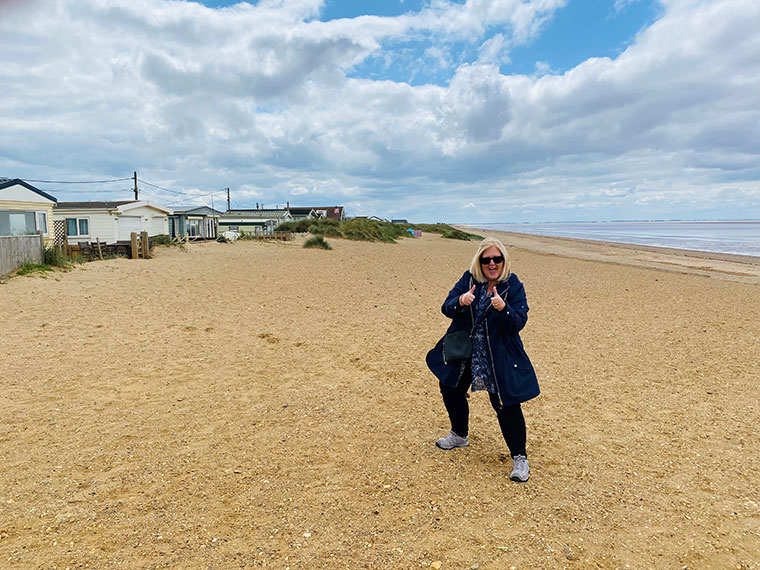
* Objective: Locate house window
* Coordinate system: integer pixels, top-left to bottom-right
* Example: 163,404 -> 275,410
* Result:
229,226 -> 239,232
0,210 -> 36,235
36,212 -> 48,235
65,218 -> 89,237
187,219 -> 200,237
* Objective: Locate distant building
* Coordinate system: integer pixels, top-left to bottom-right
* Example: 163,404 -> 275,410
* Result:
169,206 -> 222,239
0,178 -> 57,243
53,200 -> 172,243
285,204 -> 346,222
311,206 -> 346,221
219,208 -> 294,236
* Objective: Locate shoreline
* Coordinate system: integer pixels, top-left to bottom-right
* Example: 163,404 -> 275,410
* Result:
456,225 -> 760,284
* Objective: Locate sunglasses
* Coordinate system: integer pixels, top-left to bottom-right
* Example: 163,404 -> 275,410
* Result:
480,255 -> 504,265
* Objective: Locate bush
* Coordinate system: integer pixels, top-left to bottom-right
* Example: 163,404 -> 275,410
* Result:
43,246 -> 72,268
408,223 -> 482,241
303,236 -> 332,249
276,219 -> 313,233
341,218 -> 408,243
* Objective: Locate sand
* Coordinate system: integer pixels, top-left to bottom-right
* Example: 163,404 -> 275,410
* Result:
1,231 -> 758,569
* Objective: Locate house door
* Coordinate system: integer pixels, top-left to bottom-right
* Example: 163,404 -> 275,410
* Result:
118,216 -> 142,240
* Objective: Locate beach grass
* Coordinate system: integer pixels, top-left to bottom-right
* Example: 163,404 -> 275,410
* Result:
303,235 -> 332,249
277,218 -> 482,242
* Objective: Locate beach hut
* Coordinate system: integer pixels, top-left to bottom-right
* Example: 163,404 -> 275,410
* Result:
169,206 -> 222,239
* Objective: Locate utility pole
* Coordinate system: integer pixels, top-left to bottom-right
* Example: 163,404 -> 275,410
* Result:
226,187 -> 231,211
134,171 -> 138,200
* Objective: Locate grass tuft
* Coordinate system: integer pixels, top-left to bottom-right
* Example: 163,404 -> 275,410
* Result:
17,263 -> 54,276
303,236 -> 332,249
43,246 -> 72,268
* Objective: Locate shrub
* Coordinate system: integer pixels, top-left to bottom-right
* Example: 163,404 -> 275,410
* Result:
303,236 -> 332,249
341,218 -> 408,243
408,223 -> 482,241
43,246 -> 72,268
277,219 -> 313,233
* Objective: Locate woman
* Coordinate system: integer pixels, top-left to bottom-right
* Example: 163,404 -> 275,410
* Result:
426,237 -> 539,482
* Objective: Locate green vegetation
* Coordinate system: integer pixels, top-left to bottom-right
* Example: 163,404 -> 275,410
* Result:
43,246 -> 72,268
151,234 -> 173,246
407,223 -> 483,241
16,263 -> 54,276
276,218 -> 480,243
303,236 -> 332,249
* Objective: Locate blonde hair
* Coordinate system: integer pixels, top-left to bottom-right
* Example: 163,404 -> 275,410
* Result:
469,237 -> 511,283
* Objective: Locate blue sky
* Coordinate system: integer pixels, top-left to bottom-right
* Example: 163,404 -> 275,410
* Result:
0,0 -> 758,222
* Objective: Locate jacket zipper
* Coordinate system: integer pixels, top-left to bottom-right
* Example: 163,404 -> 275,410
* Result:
484,318 -> 503,408
485,281 -> 508,408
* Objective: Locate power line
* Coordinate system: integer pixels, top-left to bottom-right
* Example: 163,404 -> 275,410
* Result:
137,189 -> 167,202
23,177 -> 132,184
41,188 -> 132,194
138,177 -> 227,199
138,178 -> 188,195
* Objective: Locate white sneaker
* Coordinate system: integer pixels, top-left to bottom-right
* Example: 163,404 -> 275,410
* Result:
435,430 -> 469,449
510,455 -> 529,482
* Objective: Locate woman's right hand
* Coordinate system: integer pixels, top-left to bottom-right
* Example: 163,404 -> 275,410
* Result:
459,285 -> 476,306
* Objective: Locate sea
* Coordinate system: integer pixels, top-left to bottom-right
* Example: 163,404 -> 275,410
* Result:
464,221 -> 760,258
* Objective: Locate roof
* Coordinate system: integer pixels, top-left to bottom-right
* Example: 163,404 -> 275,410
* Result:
56,201 -> 136,209
0,178 -> 58,203
286,207 -> 315,215
224,209 -> 292,219
55,200 -> 172,215
171,206 -> 224,216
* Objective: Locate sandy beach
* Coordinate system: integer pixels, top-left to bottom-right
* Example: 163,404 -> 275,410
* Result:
1,230 -> 758,569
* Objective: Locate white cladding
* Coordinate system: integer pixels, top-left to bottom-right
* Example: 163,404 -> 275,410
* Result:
54,202 -> 171,243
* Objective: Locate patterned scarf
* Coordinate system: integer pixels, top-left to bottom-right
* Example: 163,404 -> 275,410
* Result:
470,284 -> 497,394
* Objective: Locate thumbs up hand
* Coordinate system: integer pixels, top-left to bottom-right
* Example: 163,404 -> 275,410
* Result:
459,285 -> 476,306
491,288 -> 506,311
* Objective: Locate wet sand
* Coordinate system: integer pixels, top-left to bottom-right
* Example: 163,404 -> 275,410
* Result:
1,231 -> 758,569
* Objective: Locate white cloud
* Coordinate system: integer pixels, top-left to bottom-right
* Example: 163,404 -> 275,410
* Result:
0,0 -> 758,222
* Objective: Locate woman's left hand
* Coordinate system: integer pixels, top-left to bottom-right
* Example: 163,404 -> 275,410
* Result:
491,288 -> 506,311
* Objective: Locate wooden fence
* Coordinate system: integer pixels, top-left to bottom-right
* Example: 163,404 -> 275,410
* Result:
67,232 -> 152,261
0,233 -> 45,277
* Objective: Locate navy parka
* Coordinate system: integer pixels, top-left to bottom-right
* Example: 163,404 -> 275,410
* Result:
426,271 -> 540,406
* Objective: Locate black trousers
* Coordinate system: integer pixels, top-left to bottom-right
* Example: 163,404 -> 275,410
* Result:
439,362 -> 527,457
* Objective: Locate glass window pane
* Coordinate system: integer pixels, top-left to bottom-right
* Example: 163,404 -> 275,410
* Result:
25,212 -> 35,233
0,211 -> 10,235
79,219 -> 89,235
10,212 -> 31,234
37,212 -> 48,235
66,218 -> 77,236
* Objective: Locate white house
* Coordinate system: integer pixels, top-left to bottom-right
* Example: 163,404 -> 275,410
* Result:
0,178 -> 57,243
53,200 -> 173,243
